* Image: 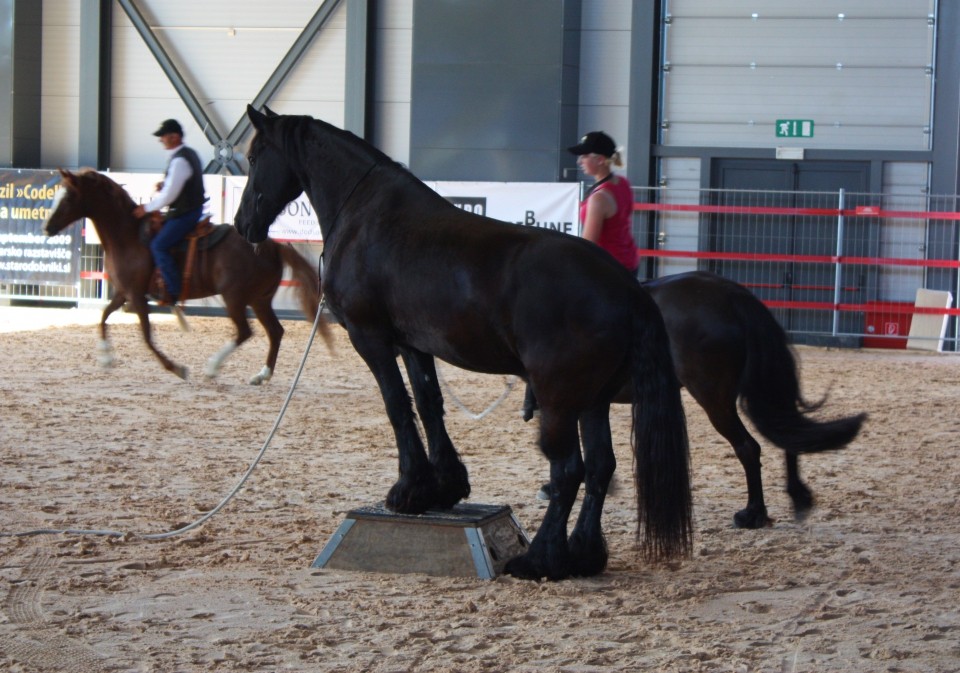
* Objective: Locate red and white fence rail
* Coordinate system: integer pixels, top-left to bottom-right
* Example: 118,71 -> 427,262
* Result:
634,186 -> 960,350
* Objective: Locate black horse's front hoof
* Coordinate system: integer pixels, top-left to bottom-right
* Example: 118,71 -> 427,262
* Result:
433,461 -> 471,510
385,471 -> 440,514
733,505 -> 774,529
504,552 -> 571,582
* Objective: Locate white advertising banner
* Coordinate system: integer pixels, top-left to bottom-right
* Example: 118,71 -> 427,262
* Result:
222,176 -> 320,241
221,177 -> 581,242
426,181 -> 580,237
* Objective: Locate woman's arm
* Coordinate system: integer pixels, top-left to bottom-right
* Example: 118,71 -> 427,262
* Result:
581,189 -> 616,242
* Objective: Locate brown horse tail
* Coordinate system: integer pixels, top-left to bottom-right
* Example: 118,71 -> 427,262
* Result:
630,289 -> 693,563
733,288 -> 866,454
277,244 -> 334,351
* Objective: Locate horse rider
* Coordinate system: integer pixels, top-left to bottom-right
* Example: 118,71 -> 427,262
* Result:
132,118 -> 208,305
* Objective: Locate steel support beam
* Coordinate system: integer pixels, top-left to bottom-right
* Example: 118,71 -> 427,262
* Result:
116,0 -> 359,174
78,0 -> 112,169
0,0 -> 42,168
344,0 -> 370,138
223,0 -> 345,157
116,0 -> 238,173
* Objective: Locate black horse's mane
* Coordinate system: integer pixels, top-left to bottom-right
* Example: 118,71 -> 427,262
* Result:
278,114 -> 425,184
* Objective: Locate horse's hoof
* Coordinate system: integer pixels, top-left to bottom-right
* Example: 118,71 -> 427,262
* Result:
385,474 -> 440,514
248,366 -> 273,386
432,460 -> 470,508
733,507 -> 773,529
568,531 -> 608,577
174,365 -> 189,381
792,501 -> 814,523
504,553 -> 570,582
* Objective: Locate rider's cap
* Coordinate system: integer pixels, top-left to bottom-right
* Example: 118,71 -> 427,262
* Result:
567,131 -> 616,158
153,119 -> 184,137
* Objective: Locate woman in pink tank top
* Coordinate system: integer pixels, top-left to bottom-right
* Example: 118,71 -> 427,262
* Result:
567,131 -> 638,273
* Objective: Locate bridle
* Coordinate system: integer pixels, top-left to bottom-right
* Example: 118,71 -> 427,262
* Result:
249,149 -> 379,254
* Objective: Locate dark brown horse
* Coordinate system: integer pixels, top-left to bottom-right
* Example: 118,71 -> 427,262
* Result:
526,271 -> 867,528
43,169 -> 329,383
233,106 -> 692,581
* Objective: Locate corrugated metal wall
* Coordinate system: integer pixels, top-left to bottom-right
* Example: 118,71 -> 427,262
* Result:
660,0 -> 935,150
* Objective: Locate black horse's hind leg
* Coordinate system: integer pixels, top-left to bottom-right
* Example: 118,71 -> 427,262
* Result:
505,409 -> 581,581
350,331 -> 439,514
784,452 -> 814,521
521,382 -> 539,421
399,348 -> 470,508
568,405 -> 615,576
690,389 -> 773,529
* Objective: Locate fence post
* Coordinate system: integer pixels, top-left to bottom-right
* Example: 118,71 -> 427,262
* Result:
832,188 -> 845,337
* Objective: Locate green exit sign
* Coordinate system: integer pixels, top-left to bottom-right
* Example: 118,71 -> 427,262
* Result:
776,119 -> 814,138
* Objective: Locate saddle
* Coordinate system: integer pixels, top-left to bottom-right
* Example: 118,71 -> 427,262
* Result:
142,215 -> 232,306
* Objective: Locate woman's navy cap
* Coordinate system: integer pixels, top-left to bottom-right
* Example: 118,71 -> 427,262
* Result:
567,131 -> 616,157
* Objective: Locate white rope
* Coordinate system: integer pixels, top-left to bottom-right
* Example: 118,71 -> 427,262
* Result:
1,297 -> 328,540
435,364 -> 518,420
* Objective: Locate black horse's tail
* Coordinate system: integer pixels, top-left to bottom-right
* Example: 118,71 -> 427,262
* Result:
277,243 -> 334,350
631,297 -> 693,562
734,290 -> 866,454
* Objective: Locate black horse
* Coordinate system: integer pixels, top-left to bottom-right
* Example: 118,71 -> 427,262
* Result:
525,271 -> 867,528
234,106 -> 692,580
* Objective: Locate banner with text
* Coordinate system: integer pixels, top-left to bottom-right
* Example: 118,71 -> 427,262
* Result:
426,182 -> 579,236
0,170 -> 80,285
221,177 -> 580,242
222,176 -> 320,241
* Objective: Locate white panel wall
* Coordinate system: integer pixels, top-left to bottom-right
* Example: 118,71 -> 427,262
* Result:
661,0 -> 935,149
41,1 -> 80,169
577,0 -> 631,168
880,162 -> 929,301
656,157 -> 702,276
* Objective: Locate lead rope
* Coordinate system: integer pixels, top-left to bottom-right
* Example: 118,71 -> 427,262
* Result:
1,294 -> 329,540
436,364 -> 518,421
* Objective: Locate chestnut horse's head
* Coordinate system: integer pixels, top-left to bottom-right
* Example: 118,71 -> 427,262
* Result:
43,169 -> 88,237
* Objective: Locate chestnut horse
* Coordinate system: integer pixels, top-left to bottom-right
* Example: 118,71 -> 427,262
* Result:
43,169 -> 329,383
233,106 -> 692,581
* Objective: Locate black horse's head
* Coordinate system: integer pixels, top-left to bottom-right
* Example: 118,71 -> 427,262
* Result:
235,105 -> 304,244
43,169 -> 88,237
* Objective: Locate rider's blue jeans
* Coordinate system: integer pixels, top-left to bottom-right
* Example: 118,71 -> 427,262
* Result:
150,206 -> 202,300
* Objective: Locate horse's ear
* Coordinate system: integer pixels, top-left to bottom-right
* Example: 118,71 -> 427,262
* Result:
263,105 -> 279,118
59,168 -> 77,189
247,104 -> 269,132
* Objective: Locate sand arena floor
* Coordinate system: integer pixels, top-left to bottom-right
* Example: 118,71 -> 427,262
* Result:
0,306 -> 958,672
